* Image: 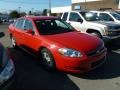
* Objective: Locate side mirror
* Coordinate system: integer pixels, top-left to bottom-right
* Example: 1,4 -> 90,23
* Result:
26,30 -> 34,35
109,18 -> 114,21
0,32 -> 5,38
77,19 -> 83,23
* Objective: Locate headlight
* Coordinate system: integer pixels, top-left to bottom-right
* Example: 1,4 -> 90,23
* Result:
58,48 -> 83,58
104,27 -> 109,35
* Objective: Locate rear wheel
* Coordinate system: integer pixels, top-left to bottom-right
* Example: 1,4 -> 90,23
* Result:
40,48 -> 56,71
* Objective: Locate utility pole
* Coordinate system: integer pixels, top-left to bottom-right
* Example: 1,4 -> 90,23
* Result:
32,8 -> 34,14
85,0 -> 86,10
18,7 -> 21,14
49,0 -> 51,16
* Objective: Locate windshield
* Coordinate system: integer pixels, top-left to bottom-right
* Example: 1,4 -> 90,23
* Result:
80,12 -> 99,21
111,12 -> 120,20
34,19 -> 74,35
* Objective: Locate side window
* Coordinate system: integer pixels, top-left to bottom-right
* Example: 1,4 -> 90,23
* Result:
69,12 -> 82,22
24,20 -> 33,30
55,20 -> 68,29
15,19 -> 25,29
62,12 -> 68,21
99,13 -> 114,21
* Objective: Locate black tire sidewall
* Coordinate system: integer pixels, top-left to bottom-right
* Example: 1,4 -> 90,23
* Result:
40,48 -> 55,70
91,32 -> 102,38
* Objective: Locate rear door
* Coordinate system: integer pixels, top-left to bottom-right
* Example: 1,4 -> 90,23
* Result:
22,19 -> 41,52
13,18 -> 25,45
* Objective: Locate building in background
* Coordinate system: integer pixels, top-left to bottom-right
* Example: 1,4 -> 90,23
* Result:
51,6 -> 71,16
51,0 -> 120,15
72,0 -> 120,10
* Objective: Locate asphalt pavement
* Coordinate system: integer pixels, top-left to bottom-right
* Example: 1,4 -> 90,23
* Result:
1,24 -> 120,90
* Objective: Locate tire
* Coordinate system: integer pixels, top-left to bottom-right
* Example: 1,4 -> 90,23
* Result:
40,48 -> 55,71
91,32 -> 102,38
11,36 -> 18,48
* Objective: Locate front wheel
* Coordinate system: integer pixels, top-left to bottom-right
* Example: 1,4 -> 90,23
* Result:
91,32 -> 102,38
40,48 -> 56,71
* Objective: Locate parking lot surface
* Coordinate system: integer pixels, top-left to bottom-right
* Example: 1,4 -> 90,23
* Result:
1,24 -> 120,90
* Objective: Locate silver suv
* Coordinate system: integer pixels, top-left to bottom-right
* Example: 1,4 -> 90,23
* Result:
91,11 -> 120,24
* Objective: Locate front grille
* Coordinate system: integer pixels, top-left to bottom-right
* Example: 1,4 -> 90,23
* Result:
87,46 -> 104,56
108,31 -> 120,36
91,57 -> 105,68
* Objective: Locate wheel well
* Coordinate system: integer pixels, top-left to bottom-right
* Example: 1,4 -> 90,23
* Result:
87,29 -> 100,34
38,46 -> 47,52
38,46 -> 56,66
86,29 -> 102,38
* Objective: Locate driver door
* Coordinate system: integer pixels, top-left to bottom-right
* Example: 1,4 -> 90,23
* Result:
67,12 -> 85,32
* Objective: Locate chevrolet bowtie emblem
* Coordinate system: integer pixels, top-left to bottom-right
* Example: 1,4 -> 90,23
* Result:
97,50 -> 100,54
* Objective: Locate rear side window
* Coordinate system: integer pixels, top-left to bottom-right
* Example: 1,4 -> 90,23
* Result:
99,13 -> 114,21
62,12 -> 68,21
15,19 -> 25,29
24,20 -> 33,30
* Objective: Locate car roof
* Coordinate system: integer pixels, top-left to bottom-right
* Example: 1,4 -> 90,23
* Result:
21,16 -> 58,20
90,10 -> 113,13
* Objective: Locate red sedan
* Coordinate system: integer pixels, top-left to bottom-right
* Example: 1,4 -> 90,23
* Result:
8,16 -> 107,73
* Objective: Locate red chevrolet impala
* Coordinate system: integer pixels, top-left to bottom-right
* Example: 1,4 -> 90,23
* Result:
8,16 -> 107,73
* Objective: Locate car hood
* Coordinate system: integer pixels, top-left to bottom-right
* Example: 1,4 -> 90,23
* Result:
44,31 -> 103,54
93,21 -> 120,30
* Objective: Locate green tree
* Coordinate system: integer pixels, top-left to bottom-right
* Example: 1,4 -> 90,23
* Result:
9,10 -> 20,18
42,9 -> 48,16
20,12 -> 26,16
28,11 -> 32,15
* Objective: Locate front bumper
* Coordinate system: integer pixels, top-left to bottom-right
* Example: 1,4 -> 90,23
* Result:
103,35 -> 120,40
55,48 -> 107,73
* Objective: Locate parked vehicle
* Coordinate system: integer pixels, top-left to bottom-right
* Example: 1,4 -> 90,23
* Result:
61,11 -> 120,41
0,18 -> 2,23
115,10 -> 120,15
8,19 -> 16,24
0,32 -> 15,90
91,10 -> 120,23
8,16 -> 107,73
2,19 -> 9,23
